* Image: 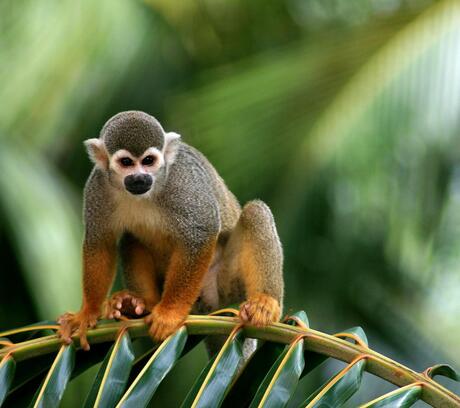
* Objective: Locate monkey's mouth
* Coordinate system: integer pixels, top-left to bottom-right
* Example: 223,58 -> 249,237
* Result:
126,185 -> 151,195
124,174 -> 153,195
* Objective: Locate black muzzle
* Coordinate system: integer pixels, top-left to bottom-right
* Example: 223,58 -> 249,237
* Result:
124,174 -> 153,195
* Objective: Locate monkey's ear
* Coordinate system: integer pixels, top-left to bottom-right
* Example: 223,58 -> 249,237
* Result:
84,138 -> 109,169
163,132 -> 181,164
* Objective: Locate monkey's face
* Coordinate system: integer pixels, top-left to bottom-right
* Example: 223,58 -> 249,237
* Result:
84,111 -> 181,196
109,147 -> 165,196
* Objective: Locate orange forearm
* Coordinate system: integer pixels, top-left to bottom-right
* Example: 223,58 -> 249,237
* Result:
82,242 -> 117,314
159,243 -> 215,313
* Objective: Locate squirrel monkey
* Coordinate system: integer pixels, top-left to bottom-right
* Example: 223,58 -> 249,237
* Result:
58,111 -> 284,351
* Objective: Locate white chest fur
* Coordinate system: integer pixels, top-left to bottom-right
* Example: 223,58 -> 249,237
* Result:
110,191 -> 165,238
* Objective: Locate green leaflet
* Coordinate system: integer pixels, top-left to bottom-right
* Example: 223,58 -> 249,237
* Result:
33,344 -> 75,408
184,329 -> 245,408
426,364 -> 460,381
250,338 -> 305,408
300,326 -> 368,382
117,326 -> 188,408
71,342 -> 114,381
0,355 -> 16,405
360,384 -> 422,407
335,326 -> 369,346
84,330 -> 135,408
3,353 -> 55,407
287,310 -> 328,384
0,321 -> 59,339
288,311 -> 329,383
223,341 -> 286,407
127,334 -> 203,386
181,355 -> 217,406
300,358 -> 366,407
284,311 -> 310,328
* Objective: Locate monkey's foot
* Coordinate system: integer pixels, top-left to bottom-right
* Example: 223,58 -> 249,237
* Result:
239,293 -> 281,327
146,304 -> 186,342
57,310 -> 98,351
104,290 -> 149,319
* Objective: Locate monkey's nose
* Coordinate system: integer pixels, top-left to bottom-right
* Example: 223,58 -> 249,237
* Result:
124,174 -> 153,195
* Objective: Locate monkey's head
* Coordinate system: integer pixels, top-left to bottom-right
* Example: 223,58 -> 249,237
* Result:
84,111 -> 180,196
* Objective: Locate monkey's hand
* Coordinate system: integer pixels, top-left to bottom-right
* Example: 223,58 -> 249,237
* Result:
239,293 -> 281,327
104,290 -> 149,320
145,304 -> 187,342
57,310 -> 99,351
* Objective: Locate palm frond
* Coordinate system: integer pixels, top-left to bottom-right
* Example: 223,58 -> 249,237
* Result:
0,311 -> 458,407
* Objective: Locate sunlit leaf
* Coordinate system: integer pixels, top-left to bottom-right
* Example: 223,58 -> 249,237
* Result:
250,338 -> 305,408
84,330 -> 135,408
117,327 -> 188,408
335,326 -> 368,347
299,358 -> 366,407
284,310 -> 309,328
426,364 -> 460,382
360,384 -> 422,407
33,344 -> 75,408
185,328 -> 245,408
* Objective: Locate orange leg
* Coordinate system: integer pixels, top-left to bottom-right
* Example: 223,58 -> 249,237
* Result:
146,241 -> 216,341
105,234 -> 160,319
58,241 -> 117,350
224,200 -> 284,326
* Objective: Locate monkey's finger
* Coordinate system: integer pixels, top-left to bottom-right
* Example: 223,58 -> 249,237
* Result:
135,301 -> 146,315
59,331 -> 72,345
240,303 -> 252,322
58,324 -> 73,345
79,324 -> 90,351
114,310 -> 121,319
239,304 -> 249,321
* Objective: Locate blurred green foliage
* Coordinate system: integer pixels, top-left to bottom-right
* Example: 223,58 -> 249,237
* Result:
0,0 -> 459,406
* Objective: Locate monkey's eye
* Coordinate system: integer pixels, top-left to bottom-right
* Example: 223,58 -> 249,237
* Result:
142,155 -> 156,166
119,157 -> 134,167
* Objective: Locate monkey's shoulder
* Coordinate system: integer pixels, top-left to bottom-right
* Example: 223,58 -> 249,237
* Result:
83,168 -> 114,219
158,145 -> 219,209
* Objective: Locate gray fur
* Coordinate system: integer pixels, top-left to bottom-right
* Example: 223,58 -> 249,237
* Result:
84,111 -> 284,357
101,111 -> 165,156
